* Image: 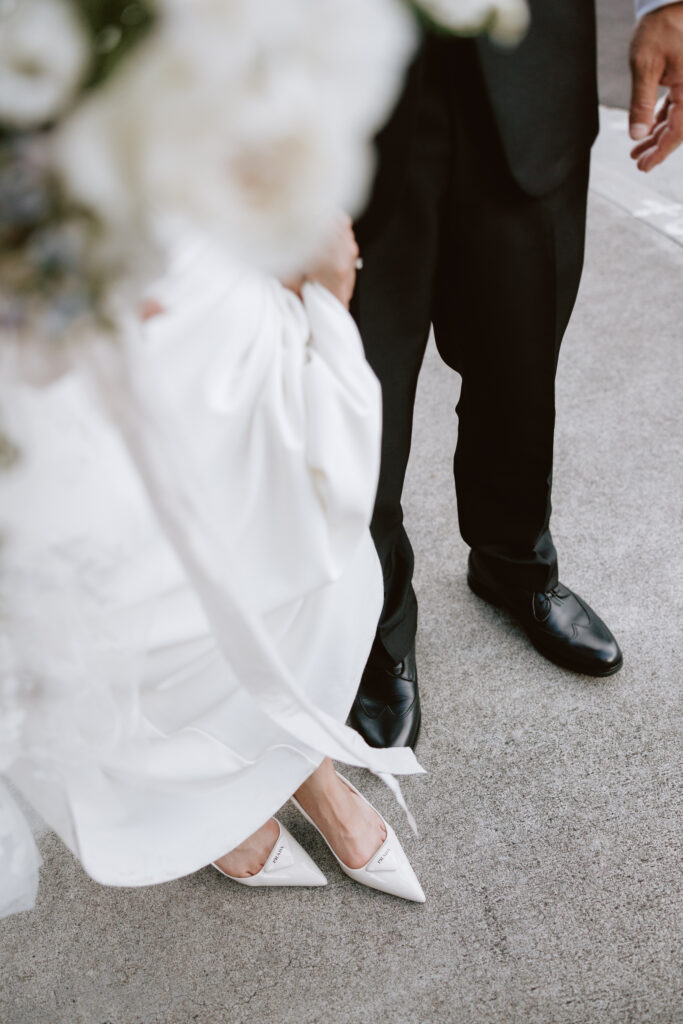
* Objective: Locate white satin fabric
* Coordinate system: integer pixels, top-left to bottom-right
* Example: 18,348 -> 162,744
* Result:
0,236 -> 422,918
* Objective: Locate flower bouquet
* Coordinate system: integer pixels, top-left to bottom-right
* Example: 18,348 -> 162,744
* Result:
0,0 -> 527,377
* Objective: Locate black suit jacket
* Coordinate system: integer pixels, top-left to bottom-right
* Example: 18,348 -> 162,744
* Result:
478,0 -> 598,194
356,0 -> 598,242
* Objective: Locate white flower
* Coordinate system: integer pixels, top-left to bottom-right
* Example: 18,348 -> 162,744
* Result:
0,0 -> 90,129
54,0 -> 416,278
413,0 -> 529,46
52,74 -> 162,291
143,0 -> 417,273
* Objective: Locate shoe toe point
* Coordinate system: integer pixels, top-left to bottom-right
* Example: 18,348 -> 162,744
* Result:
596,645 -> 624,674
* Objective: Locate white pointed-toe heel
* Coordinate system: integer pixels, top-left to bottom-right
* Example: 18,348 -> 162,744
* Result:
212,819 -> 327,887
291,773 -> 425,903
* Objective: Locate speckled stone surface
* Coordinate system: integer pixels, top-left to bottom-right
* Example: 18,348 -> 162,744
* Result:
2,186 -> 681,1024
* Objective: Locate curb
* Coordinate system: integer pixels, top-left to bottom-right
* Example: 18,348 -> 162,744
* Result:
590,106 -> 683,250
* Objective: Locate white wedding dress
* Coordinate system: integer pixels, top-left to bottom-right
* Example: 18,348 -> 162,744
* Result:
0,235 -> 422,918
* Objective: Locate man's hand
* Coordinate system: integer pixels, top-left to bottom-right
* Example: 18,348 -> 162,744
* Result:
629,2 -> 683,170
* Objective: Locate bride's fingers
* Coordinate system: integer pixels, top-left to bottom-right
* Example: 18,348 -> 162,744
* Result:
282,275 -> 304,298
303,213 -> 359,307
140,298 -> 165,320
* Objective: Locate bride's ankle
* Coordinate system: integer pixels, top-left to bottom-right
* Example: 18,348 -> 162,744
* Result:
295,769 -> 387,869
296,766 -> 352,822
294,757 -> 338,803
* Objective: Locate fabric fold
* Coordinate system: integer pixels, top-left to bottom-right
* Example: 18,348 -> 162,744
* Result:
0,236 -> 423,916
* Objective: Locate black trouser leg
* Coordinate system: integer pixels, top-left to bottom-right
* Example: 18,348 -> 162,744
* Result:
431,56 -> 590,590
354,41 -> 591,664
351,54 -> 451,664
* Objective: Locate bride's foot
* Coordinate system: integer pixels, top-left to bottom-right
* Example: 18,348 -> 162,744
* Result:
293,758 -> 387,868
214,818 -> 280,878
292,760 -> 425,902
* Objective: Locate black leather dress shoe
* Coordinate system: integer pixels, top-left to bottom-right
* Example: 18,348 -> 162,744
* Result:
349,646 -> 421,749
467,551 -> 623,677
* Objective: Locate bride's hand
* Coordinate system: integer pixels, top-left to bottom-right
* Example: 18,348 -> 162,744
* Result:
140,298 -> 164,321
283,214 -> 360,309
306,213 -> 360,309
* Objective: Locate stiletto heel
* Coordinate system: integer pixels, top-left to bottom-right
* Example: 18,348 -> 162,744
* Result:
212,819 -> 327,887
291,773 -> 425,903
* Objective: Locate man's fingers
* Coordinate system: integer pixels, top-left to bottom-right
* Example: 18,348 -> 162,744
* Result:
635,141 -> 660,171
629,116 -> 667,158
636,123 -> 682,171
654,96 -> 670,126
628,19 -> 668,140
629,53 -> 664,139
644,131 -> 682,170
628,4 -> 683,158
631,85 -> 683,170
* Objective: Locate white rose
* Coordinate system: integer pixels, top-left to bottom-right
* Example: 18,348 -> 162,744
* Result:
0,0 -> 90,129
56,0 -> 416,278
414,0 -> 529,46
140,0 -> 415,273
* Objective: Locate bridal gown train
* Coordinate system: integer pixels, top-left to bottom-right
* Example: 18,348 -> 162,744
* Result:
0,235 -> 422,918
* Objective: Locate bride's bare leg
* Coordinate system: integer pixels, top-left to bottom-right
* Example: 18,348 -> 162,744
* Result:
294,757 -> 386,869
214,818 -> 280,878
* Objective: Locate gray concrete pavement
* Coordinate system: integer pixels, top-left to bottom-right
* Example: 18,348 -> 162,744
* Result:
592,106 -> 683,246
2,141 -> 681,1024
2,16 -> 682,1022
